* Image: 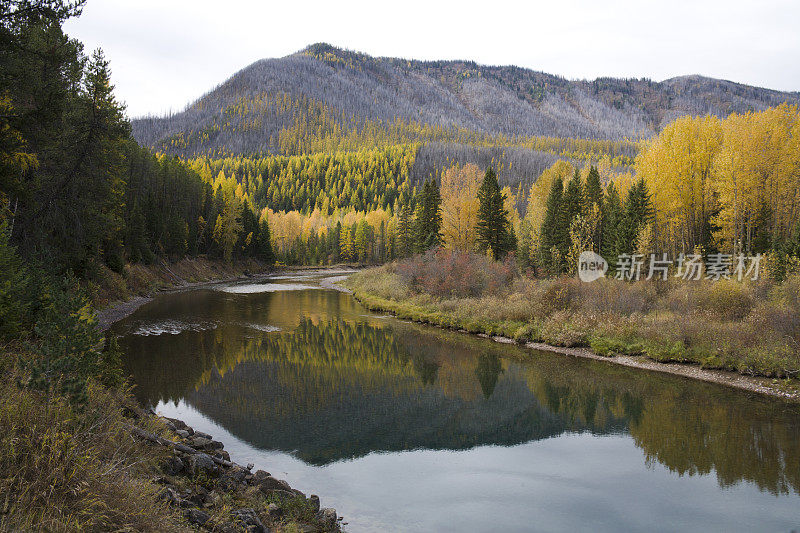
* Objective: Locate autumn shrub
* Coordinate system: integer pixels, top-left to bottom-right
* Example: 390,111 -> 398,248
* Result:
396,249 -> 516,298
588,315 -> 645,356
346,263 -> 410,301
694,280 -> 755,321
770,273 -> 800,311
539,310 -> 596,347
579,278 -> 658,315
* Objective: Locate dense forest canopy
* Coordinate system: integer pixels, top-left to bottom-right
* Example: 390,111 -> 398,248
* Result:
0,1 -> 275,277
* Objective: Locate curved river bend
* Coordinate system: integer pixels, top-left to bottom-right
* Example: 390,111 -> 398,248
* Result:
112,272 -> 800,532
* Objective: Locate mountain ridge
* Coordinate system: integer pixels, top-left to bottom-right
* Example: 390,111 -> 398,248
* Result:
132,43 -> 800,158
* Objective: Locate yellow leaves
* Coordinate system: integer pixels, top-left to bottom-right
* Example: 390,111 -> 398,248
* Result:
0,95 -> 38,198
636,114 -> 723,252
502,185 -> 520,234
440,163 -> 481,251
635,104 -> 800,254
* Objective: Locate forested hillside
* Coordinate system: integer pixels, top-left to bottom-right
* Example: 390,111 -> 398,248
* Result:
129,43 -> 800,225
133,43 -> 800,157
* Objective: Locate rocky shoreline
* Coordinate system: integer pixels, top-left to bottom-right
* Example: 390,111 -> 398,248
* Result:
128,408 -> 342,532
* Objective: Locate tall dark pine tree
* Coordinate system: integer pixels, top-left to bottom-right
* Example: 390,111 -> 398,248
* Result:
256,218 -> 274,263
237,203 -> 259,257
396,196 -> 415,258
476,167 -> 515,260
601,181 -> 623,264
584,166 -> 604,211
560,169 -> 584,254
616,177 -> 654,255
540,176 -> 564,272
414,179 -> 443,252
584,166 -> 604,252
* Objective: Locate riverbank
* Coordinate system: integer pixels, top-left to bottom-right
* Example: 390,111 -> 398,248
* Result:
92,257 -> 274,328
96,263 -> 360,330
345,258 -> 800,402
132,408 -> 342,532
0,360 -> 342,532
0,263 -> 356,531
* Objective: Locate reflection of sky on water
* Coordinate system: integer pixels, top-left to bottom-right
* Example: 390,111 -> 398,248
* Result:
116,279 -> 800,533
157,401 -> 800,533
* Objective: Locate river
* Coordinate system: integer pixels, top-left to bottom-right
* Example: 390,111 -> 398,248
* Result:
111,270 -> 800,532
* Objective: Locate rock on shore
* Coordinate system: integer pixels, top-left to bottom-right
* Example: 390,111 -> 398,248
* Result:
135,413 -> 342,532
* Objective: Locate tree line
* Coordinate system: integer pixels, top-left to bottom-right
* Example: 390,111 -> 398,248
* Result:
0,4 -> 275,281
0,0 -> 277,356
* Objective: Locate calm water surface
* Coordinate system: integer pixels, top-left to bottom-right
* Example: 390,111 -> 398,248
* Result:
112,272 -> 800,532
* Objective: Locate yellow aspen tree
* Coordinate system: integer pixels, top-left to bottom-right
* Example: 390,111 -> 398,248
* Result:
440,163 -> 481,250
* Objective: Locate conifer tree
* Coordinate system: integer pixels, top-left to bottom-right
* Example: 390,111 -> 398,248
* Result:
601,181 -> 623,263
540,176 -> 564,272
584,166 -> 604,212
560,169 -> 584,257
354,219 -> 369,262
397,198 -> 415,258
256,218 -> 274,263
616,178 -> 654,256
414,179 -> 443,252
585,166 -> 604,251
476,167 -> 515,260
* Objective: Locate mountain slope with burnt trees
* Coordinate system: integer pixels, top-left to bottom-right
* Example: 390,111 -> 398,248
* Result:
133,43 -> 800,158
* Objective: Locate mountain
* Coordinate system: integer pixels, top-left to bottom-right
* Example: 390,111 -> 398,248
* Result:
132,43 -> 800,159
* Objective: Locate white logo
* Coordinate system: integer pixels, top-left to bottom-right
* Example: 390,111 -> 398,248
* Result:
578,251 -> 608,282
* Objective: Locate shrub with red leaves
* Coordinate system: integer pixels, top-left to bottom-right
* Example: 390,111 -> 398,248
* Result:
396,249 -> 517,298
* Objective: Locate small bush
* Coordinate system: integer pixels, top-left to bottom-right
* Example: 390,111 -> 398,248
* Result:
396,249 -> 516,298
540,311 -> 595,347
695,280 -> 754,321
580,278 -> 657,315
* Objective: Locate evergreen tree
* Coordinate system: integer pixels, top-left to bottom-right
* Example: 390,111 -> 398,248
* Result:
164,213 -> 188,257
397,198 -> 415,258
237,204 -> 260,257
584,166 -> 604,212
213,195 -> 243,263
585,166 -> 604,251
354,219 -> 369,262
476,167 -> 515,260
540,176 -> 564,272
560,169 -> 584,258
601,181 -> 623,263
414,179 -> 443,252
256,218 -> 274,263
331,221 -> 342,263
616,178 -> 654,256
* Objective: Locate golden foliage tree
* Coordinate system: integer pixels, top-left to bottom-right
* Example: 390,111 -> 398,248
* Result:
440,163 -> 481,251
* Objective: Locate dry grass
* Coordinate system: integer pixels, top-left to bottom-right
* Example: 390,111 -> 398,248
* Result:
347,251 -> 800,379
0,365 -> 189,532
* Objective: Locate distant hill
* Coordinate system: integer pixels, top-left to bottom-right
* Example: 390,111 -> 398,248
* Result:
132,43 -> 800,159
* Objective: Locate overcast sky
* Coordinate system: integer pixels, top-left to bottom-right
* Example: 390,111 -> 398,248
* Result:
63,0 -> 800,118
